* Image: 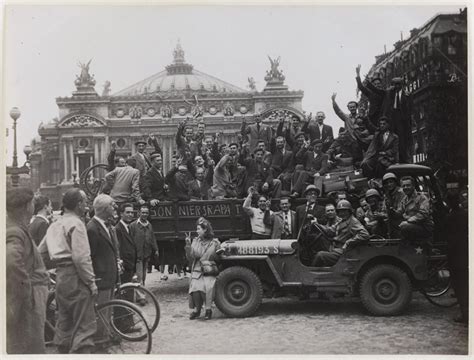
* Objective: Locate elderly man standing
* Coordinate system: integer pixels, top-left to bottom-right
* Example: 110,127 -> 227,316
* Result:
87,194 -> 121,344
6,187 -> 49,354
40,188 -> 97,354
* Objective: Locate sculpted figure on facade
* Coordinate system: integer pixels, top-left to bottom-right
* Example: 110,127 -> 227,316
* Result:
102,81 -> 111,96
223,102 -> 234,116
129,105 -> 143,119
160,105 -> 173,118
75,59 -> 96,88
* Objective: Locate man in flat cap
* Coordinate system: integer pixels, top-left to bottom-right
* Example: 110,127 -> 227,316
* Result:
291,139 -> 329,198
130,135 -> 162,189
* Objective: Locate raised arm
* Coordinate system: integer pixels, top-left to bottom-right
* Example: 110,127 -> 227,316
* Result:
331,93 -> 347,124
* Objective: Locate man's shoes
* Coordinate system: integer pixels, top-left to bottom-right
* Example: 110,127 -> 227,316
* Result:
122,325 -> 142,333
204,309 -> 212,320
160,274 -> 168,280
189,310 -> 201,320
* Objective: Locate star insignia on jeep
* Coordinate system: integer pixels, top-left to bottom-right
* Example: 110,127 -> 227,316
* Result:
415,247 -> 423,255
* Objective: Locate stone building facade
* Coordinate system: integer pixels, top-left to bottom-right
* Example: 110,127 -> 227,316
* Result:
31,44 -> 304,206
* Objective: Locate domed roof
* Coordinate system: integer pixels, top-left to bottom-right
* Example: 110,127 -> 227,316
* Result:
113,42 -> 247,96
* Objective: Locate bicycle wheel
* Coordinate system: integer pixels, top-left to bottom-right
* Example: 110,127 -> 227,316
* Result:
44,291 -> 57,345
117,283 -> 160,333
95,299 -> 152,354
423,259 -> 451,297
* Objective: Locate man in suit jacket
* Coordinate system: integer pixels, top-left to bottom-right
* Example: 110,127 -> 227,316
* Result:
270,136 -> 294,193
115,203 -> 136,284
295,185 -> 327,266
29,194 -> 52,246
143,152 -> 167,205
105,158 -> 145,205
241,114 -> 273,152
130,136 -> 162,189
188,167 -> 211,200
264,197 -> 297,239
87,194 -> 121,339
302,111 -> 334,152
291,140 -> 329,197
356,64 -> 384,132
361,117 -> 399,179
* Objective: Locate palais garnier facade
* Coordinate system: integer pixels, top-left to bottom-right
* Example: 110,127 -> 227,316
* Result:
30,43 -> 304,206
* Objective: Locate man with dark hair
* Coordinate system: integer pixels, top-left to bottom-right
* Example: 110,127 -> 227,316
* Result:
397,176 -> 434,243
243,188 -> 273,239
115,203 -> 137,286
361,117 -> 399,179
269,135 -> 294,192
165,159 -> 193,201
39,188 -> 97,353
264,197 -> 297,239
210,152 -> 238,199
188,167 -> 211,200
322,203 -> 341,227
176,120 -> 198,162
291,139 -> 329,197
6,187 -> 49,354
143,152 -> 167,205
29,194 -> 52,245
130,205 -> 158,292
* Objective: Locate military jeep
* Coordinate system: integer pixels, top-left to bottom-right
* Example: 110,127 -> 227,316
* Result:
214,164 -> 448,317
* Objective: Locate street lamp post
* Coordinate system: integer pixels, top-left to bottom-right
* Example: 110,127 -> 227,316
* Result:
6,107 -> 31,187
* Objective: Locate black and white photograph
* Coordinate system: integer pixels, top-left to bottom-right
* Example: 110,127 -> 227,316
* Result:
2,1 -> 469,356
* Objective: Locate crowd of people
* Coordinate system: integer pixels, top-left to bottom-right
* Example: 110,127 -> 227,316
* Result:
5,65 -> 468,354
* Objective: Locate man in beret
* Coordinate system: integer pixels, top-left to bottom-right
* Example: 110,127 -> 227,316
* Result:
6,187 -> 49,353
291,139 -> 329,198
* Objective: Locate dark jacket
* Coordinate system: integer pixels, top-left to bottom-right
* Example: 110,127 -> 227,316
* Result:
165,167 -> 193,201
295,203 -> 326,236
28,216 -> 49,246
87,218 -> 119,290
115,221 -> 137,272
270,149 -> 294,177
130,219 -> 158,260
264,210 -> 297,239
143,166 -> 167,201
302,122 -> 334,144
295,147 -> 329,175
356,76 -> 384,129
188,179 -> 210,200
364,131 -> 399,166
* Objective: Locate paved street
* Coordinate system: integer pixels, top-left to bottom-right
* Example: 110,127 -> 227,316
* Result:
146,271 -> 468,355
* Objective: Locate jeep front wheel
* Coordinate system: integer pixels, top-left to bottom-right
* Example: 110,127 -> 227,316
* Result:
215,266 -> 263,318
359,264 -> 412,316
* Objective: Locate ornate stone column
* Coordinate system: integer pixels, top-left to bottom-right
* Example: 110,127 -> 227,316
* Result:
69,140 -> 74,181
63,141 -> 68,182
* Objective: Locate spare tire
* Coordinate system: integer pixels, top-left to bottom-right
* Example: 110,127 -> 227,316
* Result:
359,264 -> 412,316
215,266 -> 263,318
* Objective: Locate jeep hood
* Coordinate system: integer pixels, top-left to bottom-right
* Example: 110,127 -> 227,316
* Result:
220,239 -> 297,256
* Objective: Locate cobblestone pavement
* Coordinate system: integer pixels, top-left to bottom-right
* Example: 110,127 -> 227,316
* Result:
145,270 -> 468,355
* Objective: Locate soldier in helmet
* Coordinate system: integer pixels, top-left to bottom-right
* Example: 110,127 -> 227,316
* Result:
364,188 -> 388,236
313,200 -> 369,267
382,172 -> 405,237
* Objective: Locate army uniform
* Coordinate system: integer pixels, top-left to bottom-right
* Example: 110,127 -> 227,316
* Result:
313,215 -> 369,267
398,190 -> 434,242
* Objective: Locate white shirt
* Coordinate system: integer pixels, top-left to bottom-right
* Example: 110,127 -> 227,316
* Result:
248,208 -> 273,235
35,214 -> 49,223
137,219 -> 149,227
318,124 -> 324,139
93,216 -> 110,238
383,131 -> 389,143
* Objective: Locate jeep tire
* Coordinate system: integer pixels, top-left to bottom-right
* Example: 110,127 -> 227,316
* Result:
359,264 -> 412,316
215,266 -> 263,318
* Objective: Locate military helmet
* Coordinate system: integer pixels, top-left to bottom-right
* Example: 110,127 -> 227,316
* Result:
382,172 -> 397,183
336,200 -> 352,211
303,184 -> 320,196
365,188 -> 381,199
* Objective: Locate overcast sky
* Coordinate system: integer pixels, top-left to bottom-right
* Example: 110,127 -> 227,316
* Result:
3,4 -> 464,163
